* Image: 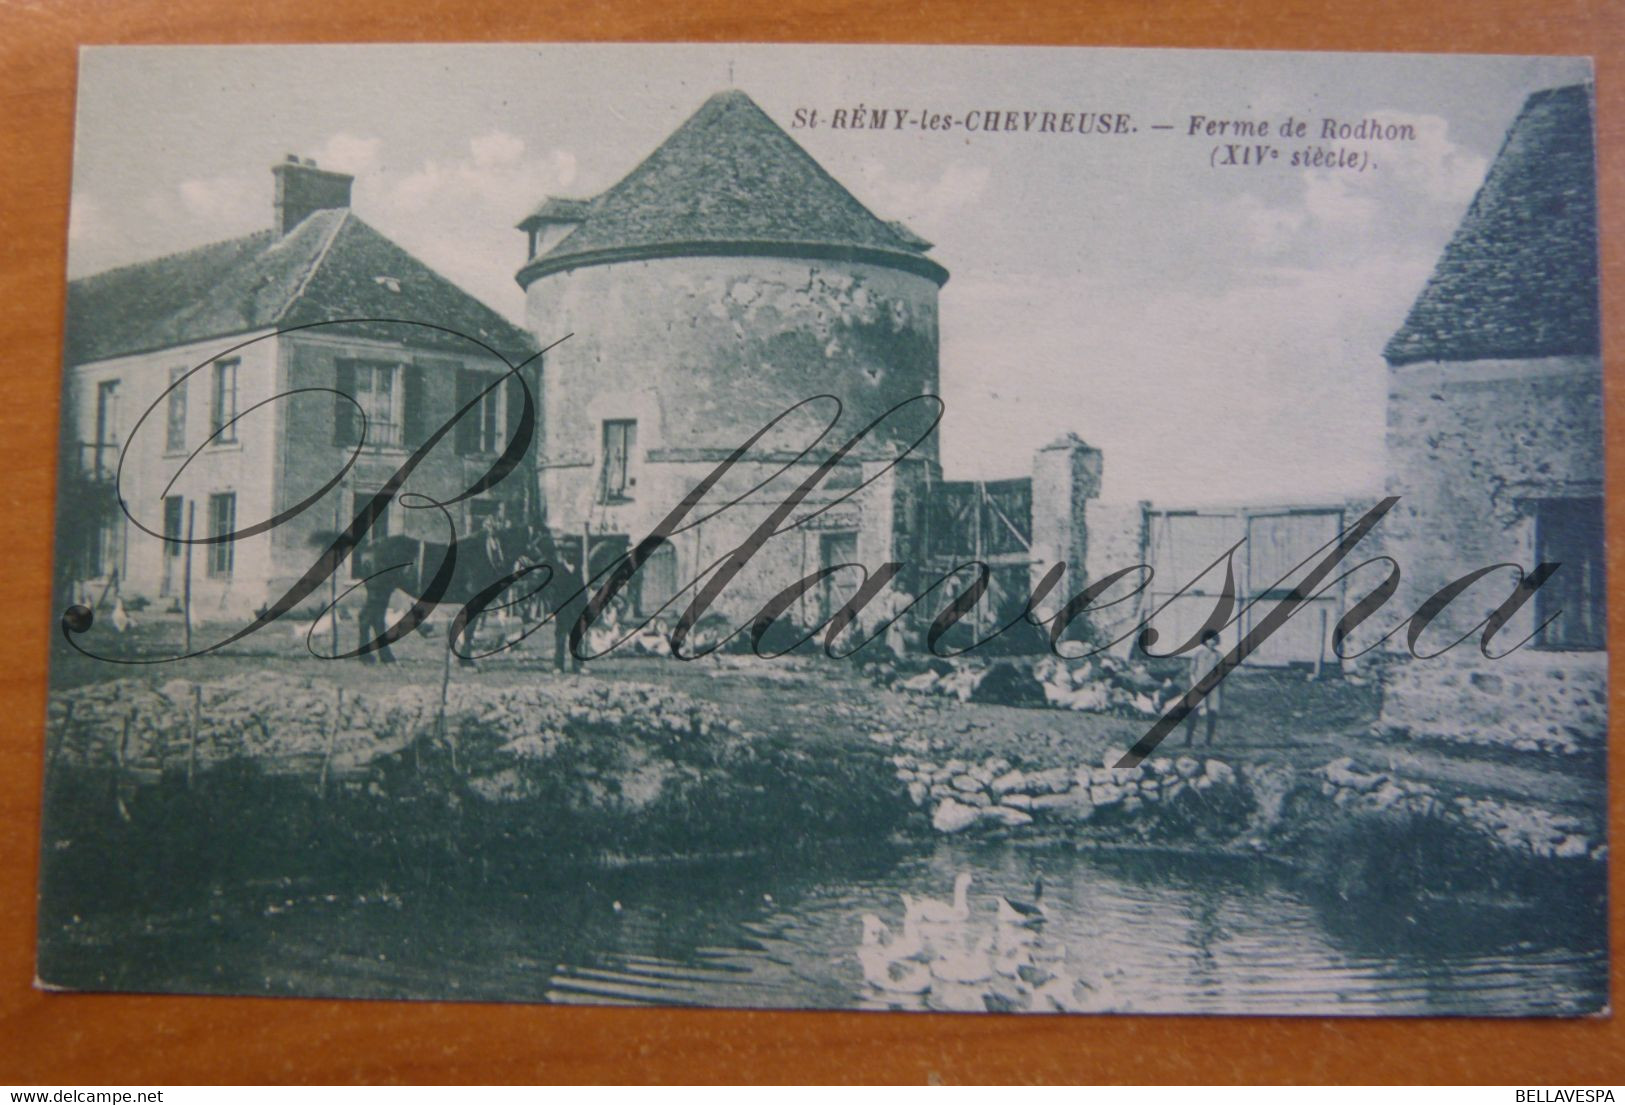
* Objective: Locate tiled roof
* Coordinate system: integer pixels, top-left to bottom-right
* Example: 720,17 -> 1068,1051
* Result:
517,90 -> 947,286
517,196 -> 591,229
67,211 -> 536,366
1385,84 -> 1599,366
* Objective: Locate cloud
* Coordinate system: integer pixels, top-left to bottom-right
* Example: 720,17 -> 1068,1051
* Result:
176,173 -> 264,227
1370,112 -> 1489,204
378,131 -> 575,216
846,159 -> 990,239
937,251 -> 1430,502
470,130 -> 524,168
347,131 -> 580,320
1195,110 -> 1488,288
314,132 -> 382,176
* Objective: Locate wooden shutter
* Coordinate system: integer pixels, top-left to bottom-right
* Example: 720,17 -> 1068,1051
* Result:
333,360 -> 357,446
403,363 -> 427,447
454,369 -> 481,455
504,373 -> 525,448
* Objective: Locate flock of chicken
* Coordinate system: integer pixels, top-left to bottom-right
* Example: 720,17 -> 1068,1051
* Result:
856,872 -> 1122,1013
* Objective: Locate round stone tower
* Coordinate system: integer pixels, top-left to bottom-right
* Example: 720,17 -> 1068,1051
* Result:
516,90 -> 948,624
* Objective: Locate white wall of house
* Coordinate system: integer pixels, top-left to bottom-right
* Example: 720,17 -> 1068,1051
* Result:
67,330 -> 281,619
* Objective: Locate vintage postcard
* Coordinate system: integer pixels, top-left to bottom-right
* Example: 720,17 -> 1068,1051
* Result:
39,44 -> 1605,1015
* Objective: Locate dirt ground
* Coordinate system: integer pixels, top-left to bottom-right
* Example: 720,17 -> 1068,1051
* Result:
48,611 -> 1605,821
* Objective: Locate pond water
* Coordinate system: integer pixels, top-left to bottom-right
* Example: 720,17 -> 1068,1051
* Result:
48,840 -> 1605,1016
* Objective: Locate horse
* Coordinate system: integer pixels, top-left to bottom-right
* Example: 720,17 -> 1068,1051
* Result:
355,522 -> 562,665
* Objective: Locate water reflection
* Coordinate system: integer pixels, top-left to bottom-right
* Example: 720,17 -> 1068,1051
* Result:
43,841 -> 1605,1015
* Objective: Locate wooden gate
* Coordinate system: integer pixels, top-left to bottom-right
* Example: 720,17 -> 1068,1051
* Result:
1144,504 -> 1347,668
920,478 -> 1034,643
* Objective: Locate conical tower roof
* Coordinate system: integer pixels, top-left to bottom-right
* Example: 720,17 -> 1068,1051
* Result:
517,90 -> 946,286
1385,84 -> 1598,366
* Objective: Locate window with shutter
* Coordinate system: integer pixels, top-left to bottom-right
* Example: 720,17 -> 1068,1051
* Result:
1534,497 -> 1606,651
162,496 -> 184,557
454,370 -> 509,455
403,363 -> 425,447
165,367 -> 187,453
337,360 -> 405,448
207,492 -> 236,577
504,372 -> 526,445
334,360 -> 358,447
92,379 -> 121,480
210,359 -> 239,444
454,370 -> 482,455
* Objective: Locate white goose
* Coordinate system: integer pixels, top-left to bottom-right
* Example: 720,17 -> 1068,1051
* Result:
861,912 -> 927,961
930,930 -> 995,985
902,871 -> 973,925
858,915 -> 932,995
993,933 -> 1035,978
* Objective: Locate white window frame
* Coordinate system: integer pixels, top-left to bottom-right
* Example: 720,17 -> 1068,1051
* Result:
207,491 -> 236,578
353,362 -> 404,448
210,359 -> 240,444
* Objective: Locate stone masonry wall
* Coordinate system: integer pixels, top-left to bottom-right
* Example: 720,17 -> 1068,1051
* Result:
1378,354 -> 1606,752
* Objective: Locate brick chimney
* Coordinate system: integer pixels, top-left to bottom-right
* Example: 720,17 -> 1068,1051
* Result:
272,155 -> 353,236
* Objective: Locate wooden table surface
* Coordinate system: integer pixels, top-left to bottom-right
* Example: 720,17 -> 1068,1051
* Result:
1,0 -> 1622,1085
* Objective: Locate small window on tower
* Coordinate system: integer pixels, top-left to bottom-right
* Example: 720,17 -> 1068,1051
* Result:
600,419 -> 637,503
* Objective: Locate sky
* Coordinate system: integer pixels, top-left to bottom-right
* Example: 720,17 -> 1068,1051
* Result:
68,45 -> 1592,503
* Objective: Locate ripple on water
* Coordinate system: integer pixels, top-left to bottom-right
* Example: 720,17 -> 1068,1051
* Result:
42,839 -> 1606,1014
521,841 -> 1604,1016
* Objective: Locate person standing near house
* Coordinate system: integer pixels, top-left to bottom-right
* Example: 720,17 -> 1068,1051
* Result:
455,508 -> 515,668
547,527 -> 585,675
1182,629 -> 1226,746
479,507 -> 512,589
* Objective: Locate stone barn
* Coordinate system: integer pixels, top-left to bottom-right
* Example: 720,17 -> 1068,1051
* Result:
1377,84 -> 1606,754
516,90 -> 948,634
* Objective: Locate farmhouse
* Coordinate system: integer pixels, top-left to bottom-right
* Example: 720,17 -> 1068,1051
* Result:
59,157 -> 537,621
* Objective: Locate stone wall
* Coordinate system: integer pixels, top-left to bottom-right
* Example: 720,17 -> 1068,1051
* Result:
1078,499 -> 1150,653
524,252 -> 941,630
528,253 -> 940,478
1377,353 -> 1606,751
894,749 -> 1242,834
1029,435 -> 1102,612
1380,648 -> 1607,754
